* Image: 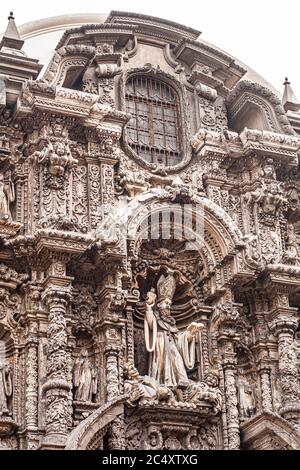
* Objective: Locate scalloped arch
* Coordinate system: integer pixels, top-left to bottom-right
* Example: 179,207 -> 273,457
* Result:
126,191 -> 245,271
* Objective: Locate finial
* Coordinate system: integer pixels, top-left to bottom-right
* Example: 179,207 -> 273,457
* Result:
0,11 -> 24,51
282,77 -> 300,113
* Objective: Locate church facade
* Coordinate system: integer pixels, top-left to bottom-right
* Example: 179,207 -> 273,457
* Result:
0,10 -> 300,450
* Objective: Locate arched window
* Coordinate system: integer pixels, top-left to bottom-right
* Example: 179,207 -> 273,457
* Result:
125,76 -> 181,166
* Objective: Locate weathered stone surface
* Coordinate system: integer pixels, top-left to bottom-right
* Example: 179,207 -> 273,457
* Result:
0,10 -> 299,451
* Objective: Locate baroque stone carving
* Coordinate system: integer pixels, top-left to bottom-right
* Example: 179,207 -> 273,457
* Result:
73,350 -> 98,402
0,173 -> 14,221
1,10 -> 300,452
0,364 -> 12,416
144,270 -> 204,388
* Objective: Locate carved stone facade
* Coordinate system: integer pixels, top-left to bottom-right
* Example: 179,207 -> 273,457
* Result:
0,10 -> 300,451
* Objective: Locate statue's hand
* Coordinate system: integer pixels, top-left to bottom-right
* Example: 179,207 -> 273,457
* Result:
132,385 -> 145,401
146,290 -> 156,306
187,322 -> 205,337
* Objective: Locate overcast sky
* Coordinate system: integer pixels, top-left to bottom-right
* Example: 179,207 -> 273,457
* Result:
1,0 -> 299,99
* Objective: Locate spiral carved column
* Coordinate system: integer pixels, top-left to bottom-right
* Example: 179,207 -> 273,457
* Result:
223,358 -> 240,450
41,281 -> 72,449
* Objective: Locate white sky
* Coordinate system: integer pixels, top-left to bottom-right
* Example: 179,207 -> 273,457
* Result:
1,0 -> 299,99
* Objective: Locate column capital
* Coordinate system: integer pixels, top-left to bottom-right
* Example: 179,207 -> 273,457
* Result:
222,356 -> 237,370
257,360 -> 272,374
104,345 -> 121,357
269,315 -> 298,337
42,283 -> 73,307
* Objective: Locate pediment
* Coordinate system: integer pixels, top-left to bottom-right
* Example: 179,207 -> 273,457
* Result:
227,80 -> 295,135
241,412 -> 300,450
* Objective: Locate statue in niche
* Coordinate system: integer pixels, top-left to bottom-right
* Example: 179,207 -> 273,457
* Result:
238,377 -> 256,418
73,350 -> 98,402
144,269 -> 204,388
0,363 -> 13,416
0,173 -> 15,221
283,224 -> 300,265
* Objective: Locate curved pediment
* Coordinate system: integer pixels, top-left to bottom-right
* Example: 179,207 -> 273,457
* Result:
241,412 -> 300,450
227,80 -> 295,135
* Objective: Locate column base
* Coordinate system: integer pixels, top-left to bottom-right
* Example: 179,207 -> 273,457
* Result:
39,433 -> 67,450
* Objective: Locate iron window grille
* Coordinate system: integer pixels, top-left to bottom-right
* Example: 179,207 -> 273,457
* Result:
125,75 -> 181,166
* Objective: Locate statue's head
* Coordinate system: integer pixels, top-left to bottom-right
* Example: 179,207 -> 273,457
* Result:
205,370 -> 219,388
156,270 -> 176,305
264,159 -> 275,178
104,138 -> 113,152
52,120 -> 65,137
124,362 -> 140,380
157,298 -> 172,316
55,142 -> 65,156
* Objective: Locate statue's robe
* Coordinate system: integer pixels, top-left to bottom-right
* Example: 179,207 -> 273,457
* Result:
0,366 -> 12,414
73,358 -> 93,402
0,180 -> 14,220
144,313 -> 196,388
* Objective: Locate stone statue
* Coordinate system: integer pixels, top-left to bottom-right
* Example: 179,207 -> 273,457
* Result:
185,370 -> 222,413
238,378 -> 256,418
73,350 -> 98,402
144,270 -> 204,388
283,224 -> 300,264
0,364 -> 13,416
261,158 -> 276,180
124,363 -> 172,406
0,174 -> 15,221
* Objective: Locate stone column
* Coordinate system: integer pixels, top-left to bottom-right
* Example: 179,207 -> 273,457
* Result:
22,282 -> 43,449
258,363 -> 273,413
25,339 -> 39,430
271,313 -> 300,426
96,283 -> 126,402
104,345 -> 120,401
223,357 -> 240,450
109,416 -> 126,450
41,279 -> 72,449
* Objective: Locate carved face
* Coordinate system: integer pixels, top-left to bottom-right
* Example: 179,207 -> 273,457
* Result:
125,363 -> 140,380
157,299 -> 172,316
54,142 -> 65,156
149,433 -> 158,446
264,161 -> 275,178
3,109 -> 10,119
53,123 -> 64,136
105,138 -> 113,152
205,373 -> 218,388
